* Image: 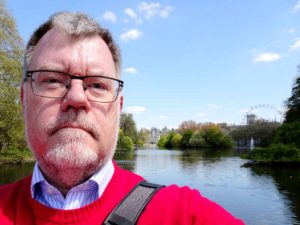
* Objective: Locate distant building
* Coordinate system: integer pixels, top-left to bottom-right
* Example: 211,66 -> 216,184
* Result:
149,126 -> 170,144
246,114 -> 256,125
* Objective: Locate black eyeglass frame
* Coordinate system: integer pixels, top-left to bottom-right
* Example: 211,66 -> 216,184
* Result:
24,69 -> 124,103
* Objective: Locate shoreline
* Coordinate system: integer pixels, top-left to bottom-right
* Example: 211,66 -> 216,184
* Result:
0,157 -> 36,165
243,160 -> 300,168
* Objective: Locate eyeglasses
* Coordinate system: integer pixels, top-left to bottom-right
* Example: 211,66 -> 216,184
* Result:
24,70 -> 124,103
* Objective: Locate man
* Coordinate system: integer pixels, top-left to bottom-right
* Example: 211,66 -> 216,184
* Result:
0,12 -> 244,224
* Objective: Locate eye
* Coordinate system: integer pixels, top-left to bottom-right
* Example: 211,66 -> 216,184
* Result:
34,72 -> 66,88
91,82 -> 108,90
85,77 -> 111,94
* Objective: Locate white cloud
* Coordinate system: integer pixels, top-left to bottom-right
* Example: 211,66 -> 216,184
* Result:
138,2 -> 172,19
125,8 -> 138,19
124,67 -> 138,74
194,113 -> 207,118
158,115 -> 168,121
160,6 -> 173,18
253,52 -> 281,63
293,1 -> 300,13
138,2 -> 160,19
290,39 -> 300,51
102,11 -> 117,23
120,29 -> 143,42
283,28 -> 296,34
208,104 -> 221,109
125,106 -> 146,114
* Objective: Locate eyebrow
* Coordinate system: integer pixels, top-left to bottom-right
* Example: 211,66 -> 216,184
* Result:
36,65 -> 65,71
34,65 -> 107,77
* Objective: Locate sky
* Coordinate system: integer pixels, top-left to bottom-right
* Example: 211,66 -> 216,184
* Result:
6,0 -> 300,129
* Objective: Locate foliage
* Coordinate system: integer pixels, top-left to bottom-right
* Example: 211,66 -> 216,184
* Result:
284,66 -> 300,123
0,0 -> 26,156
170,133 -> 182,147
230,120 -> 280,147
157,124 -> 233,150
117,129 -> 134,151
163,132 -> 177,148
273,121 -> 300,148
157,134 -> 167,148
136,140 -> 144,148
180,130 -> 193,147
189,130 -> 206,148
200,125 -> 233,149
248,144 -> 300,163
118,113 -> 149,149
137,128 -> 150,146
177,120 -> 200,134
120,113 -> 138,144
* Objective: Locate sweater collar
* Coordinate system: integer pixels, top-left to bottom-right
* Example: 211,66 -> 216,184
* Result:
31,159 -> 114,209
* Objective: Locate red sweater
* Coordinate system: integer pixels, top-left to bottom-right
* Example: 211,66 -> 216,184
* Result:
0,163 -> 244,225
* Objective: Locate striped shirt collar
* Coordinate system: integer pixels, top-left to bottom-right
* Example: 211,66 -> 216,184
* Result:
31,159 -> 114,209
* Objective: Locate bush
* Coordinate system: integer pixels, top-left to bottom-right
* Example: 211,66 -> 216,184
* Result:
181,130 -> 193,147
273,122 -> 300,148
170,133 -> 182,147
117,129 -> 134,151
249,144 -> 300,162
201,126 -> 233,149
157,134 -> 168,148
189,131 -> 206,148
121,136 -> 134,151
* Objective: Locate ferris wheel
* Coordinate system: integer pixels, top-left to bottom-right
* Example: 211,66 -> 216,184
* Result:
242,104 -> 285,124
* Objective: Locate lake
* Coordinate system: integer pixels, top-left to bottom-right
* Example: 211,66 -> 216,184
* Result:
1,148 -> 299,225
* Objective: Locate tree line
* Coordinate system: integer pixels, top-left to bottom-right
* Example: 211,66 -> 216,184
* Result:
0,0 -> 29,161
158,121 -> 233,149
117,113 -> 150,151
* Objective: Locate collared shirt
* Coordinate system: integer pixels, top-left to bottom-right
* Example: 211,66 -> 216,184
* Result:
31,160 -> 114,210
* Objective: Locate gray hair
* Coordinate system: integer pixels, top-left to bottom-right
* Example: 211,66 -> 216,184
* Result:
23,11 -> 121,79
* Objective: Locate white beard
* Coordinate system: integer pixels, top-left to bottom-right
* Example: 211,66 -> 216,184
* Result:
23,87 -> 120,189
38,135 -> 105,188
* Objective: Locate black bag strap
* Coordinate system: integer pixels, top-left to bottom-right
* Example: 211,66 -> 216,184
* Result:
103,181 -> 164,225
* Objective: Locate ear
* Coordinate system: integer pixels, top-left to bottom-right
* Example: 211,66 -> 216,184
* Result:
119,95 -> 123,111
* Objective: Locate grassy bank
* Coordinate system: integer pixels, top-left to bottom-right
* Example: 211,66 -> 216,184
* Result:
0,150 -> 34,164
243,144 -> 300,165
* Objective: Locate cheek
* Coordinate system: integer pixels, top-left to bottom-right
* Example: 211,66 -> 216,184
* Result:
94,104 -> 120,139
24,94 -> 61,137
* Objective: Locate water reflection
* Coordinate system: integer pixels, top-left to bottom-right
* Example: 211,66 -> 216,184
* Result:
113,149 -> 136,171
246,164 -> 300,224
0,162 -> 35,185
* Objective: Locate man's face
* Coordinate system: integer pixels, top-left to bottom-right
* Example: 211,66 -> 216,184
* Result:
22,29 -> 122,187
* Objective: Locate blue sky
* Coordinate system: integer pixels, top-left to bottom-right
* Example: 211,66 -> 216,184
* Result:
7,0 -> 300,129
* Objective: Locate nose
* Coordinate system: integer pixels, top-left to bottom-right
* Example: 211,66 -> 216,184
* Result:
61,80 -> 92,112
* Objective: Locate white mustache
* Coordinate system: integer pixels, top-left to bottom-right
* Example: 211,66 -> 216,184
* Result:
46,110 -> 100,140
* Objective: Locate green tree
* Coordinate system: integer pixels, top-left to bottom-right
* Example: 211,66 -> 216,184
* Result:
180,130 -> 193,148
120,113 -> 138,143
177,120 -> 200,134
273,121 -> 300,148
117,129 -> 134,151
284,66 -> 300,123
137,128 -> 150,146
157,134 -> 167,148
201,125 -> 233,149
189,131 -> 205,148
0,0 -> 26,156
170,133 -> 182,147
